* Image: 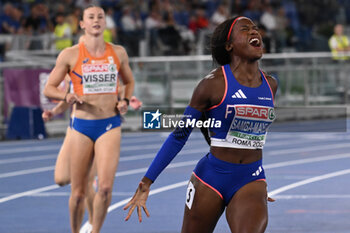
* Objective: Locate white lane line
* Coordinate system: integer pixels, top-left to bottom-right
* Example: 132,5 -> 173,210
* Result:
1,133 -> 347,164
115,160 -> 198,177
271,194 -> 350,199
2,152 -> 350,204
0,184 -> 59,204
13,135 -> 347,178
0,150 -> 162,165
2,147 -> 346,179
0,138 -> 205,155
266,143 -> 350,156
264,153 -> 350,169
0,135 -> 162,152
0,152 -> 156,165
268,169 -> 350,197
120,140 -> 204,152
0,132 -> 350,164
0,166 -> 55,178
0,154 -> 57,165
0,148 -> 207,179
0,128 -> 324,155
1,132 -> 347,166
0,145 -> 60,155
0,191 -> 135,197
80,181 -> 189,232
13,192 -> 350,200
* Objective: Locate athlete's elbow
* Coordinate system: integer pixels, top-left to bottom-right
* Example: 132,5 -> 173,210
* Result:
43,85 -> 51,98
43,88 -> 49,98
124,78 -> 135,87
43,85 -> 54,99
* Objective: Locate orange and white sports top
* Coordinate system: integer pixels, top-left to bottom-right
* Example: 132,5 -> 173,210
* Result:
69,42 -> 121,96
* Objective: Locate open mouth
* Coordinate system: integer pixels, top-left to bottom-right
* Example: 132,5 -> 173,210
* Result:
249,38 -> 261,47
93,25 -> 100,29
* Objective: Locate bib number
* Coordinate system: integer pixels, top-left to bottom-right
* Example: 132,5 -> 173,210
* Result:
185,181 -> 195,209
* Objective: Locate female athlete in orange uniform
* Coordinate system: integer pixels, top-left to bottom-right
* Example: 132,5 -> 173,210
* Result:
44,5 -> 134,233
42,76 -> 142,232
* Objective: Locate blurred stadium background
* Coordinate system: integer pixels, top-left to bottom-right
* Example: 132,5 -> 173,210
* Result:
0,0 -> 350,139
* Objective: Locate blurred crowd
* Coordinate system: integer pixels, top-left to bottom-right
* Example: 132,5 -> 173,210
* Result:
0,0 -> 349,58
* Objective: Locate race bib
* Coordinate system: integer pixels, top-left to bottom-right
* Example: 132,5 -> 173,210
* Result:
226,105 -> 275,149
82,63 -> 118,94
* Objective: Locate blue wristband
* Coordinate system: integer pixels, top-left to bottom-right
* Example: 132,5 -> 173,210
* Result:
144,106 -> 202,182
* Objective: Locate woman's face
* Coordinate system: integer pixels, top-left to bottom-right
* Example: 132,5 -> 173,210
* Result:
80,7 -> 106,36
230,17 -> 263,60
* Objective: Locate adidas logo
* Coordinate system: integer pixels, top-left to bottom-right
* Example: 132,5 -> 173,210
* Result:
252,166 -> 263,176
232,89 -> 247,99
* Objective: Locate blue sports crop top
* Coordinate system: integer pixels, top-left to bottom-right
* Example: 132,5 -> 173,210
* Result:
206,64 -> 275,149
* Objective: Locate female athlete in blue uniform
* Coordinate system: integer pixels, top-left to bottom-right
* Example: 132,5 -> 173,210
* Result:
124,16 -> 278,233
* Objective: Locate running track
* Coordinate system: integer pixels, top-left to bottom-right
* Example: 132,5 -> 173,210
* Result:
1,120 -> 350,233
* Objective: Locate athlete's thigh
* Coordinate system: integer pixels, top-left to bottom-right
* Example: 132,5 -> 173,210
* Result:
54,127 -> 72,184
181,174 -> 225,233
226,181 -> 268,233
69,129 -> 94,189
94,127 -> 121,185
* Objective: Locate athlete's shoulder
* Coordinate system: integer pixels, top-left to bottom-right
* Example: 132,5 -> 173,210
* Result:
57,44 -> 80,61
262,71 -> 278,96
61,44 -> 79,54
109,43 -> 128,63
110,43 -> 127,56
202,67 -> 223,82
196,68 -> 224,91
189,67 -> 226,110
109,43 -> 126,51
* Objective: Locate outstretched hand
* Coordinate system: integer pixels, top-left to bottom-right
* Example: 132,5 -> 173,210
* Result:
124,181 -> 151,222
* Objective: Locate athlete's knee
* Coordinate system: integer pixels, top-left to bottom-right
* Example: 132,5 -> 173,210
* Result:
231,216 -> 267,233
54,175 -> 70,187
251,212 -> 268,233
70,191 -> 86,205
241,208 -> 268,233
97,184 -> 112,199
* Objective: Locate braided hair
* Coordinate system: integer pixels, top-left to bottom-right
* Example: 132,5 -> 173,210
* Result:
210,16 -> 241,66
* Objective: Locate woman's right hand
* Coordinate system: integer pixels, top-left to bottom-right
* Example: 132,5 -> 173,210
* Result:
123,179 -> 151,222
65,93 -> 83,105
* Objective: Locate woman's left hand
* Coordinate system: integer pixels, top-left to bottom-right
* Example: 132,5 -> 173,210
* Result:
117,100 -> 128,115
130,96 -> 142,110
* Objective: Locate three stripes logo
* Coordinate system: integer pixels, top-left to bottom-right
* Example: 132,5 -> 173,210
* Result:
232,89 -> 247,99
252,166 -> 263,176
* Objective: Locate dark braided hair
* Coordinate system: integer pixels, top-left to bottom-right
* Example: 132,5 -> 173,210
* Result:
210,16 -> 240,66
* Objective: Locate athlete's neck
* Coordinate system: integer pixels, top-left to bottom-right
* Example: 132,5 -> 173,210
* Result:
229,61 -> 261,87
83,35 -> 106,57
